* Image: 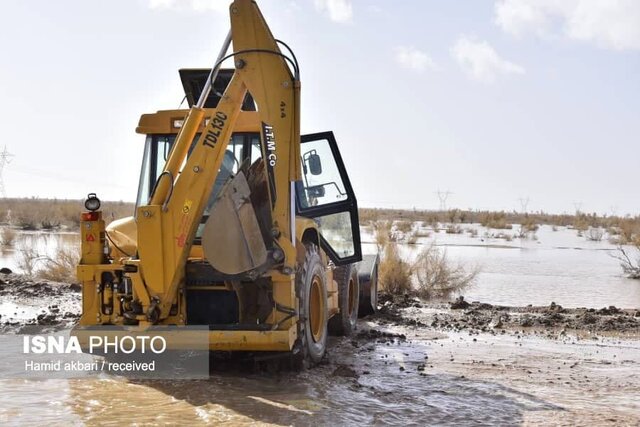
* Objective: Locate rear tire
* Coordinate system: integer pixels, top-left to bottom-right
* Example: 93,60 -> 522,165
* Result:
292,243 -> 328,368
358,256 -> 379,317
328,263 -> 360,336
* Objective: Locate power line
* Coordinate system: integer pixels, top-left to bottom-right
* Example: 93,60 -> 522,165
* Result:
573,201 -> 583,214
0,146 -> 14,198
435,189 -> 453,211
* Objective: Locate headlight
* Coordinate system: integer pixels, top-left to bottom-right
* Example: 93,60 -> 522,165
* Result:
85,193 -> 101,211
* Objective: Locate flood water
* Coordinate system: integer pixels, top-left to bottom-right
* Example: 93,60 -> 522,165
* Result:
363,224 -> 640,309
0,231 -> 77,274
1,326 -> 638,425
1,225 -> 640,424
2,224 -> 639,309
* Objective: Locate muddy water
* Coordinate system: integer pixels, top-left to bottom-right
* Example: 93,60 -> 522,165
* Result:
1,323 -> 638,425
4,225 -> 639,309
0,231 -> 76,273
363,224 -> 640,309
1,226 -> 639,424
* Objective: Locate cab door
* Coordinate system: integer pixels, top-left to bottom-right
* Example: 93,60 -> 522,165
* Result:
296,131 -> 361,266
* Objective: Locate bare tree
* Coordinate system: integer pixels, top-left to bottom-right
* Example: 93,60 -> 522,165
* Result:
612,244 -> 640,279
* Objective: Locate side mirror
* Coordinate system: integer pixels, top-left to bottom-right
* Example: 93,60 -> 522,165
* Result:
308,153 -> 322,175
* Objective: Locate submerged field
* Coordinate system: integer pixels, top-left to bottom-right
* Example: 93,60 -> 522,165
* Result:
0,203 -> 639,424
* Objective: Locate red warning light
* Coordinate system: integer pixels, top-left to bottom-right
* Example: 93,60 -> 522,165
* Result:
86,234 -> 95,242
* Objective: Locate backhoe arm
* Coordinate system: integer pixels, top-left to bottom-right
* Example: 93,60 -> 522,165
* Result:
130,0 -> 301,322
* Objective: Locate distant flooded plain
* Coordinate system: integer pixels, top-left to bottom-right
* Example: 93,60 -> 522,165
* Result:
362,224 -> 640,309
1,223 -> 639,309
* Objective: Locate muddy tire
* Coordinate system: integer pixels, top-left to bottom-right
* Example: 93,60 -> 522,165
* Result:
292,243 -> 328,368
358,254 -> 379,317
328,263 -> 360,336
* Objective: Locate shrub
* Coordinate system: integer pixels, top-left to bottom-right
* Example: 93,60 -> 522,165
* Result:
0,227 -> 17,246
414,243 -> 479,298
16,246 -> 43,278
445,225 -> 462,234
395,221 -> 413,233
521,216 -> 539,232
612,244 -> 640,279
378,244 -> 413,295
373,221 -> 391,251
38,244 -> 80,283
0,198 -> 134,231
573,214 -> 590,232
585,227 -> 604,242
480,212 -> 512,230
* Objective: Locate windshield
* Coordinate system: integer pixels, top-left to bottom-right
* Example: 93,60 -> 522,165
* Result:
136,132 -> 262,237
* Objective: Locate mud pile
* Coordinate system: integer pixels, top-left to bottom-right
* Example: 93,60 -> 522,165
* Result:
0,272 -> 81,333
376,294 -> 640,336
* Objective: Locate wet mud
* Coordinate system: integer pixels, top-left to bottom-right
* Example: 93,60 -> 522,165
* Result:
0,273 -> 80,333
1,276 -> 639,425
376,294 -> 640,337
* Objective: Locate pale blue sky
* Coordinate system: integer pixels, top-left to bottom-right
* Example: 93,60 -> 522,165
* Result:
0,0 -> 638,215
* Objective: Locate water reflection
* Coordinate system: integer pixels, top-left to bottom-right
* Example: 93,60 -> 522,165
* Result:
0,231 -> 77,273
362,224 -> 640,308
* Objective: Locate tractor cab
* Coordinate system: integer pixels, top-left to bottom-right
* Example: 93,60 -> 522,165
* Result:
131,69 -> 361,266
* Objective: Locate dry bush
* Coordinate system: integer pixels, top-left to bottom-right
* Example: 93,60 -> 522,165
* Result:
585,227 -> 604,242
414,243 -> 479,299
612,244 -> 640,279
378,244 -> 413,295
16,246 -> 43,278
0,198 -> 134,231
407,233 -> 418,245
0,227 -> 17,246
447,209 -> 461,224
521,215 -> 539,232
38,244 -> 80,283
616,219 -> 640,245
395,221 -> 413,233
423,213 -> 440,228
358,207 -> 639,233
445,224 -> 462,234
480,212 -> 512,230
573,217 -> 590,232
373,221 -> 391,251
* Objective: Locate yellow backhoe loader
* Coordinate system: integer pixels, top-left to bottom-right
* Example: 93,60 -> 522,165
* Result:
75,0 -> 378,366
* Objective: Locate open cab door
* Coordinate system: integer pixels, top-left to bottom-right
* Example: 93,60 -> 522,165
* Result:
296,131 -> 361,266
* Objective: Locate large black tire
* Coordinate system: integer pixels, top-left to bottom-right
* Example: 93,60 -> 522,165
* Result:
292,244 -> 328,368
328,263 -> 360,336
358,254 -> 379,317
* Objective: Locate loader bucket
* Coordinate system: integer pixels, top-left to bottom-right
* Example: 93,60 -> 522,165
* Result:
201,171 -> 268,274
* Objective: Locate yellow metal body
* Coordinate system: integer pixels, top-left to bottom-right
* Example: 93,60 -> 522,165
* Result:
76,0 -> 338,352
